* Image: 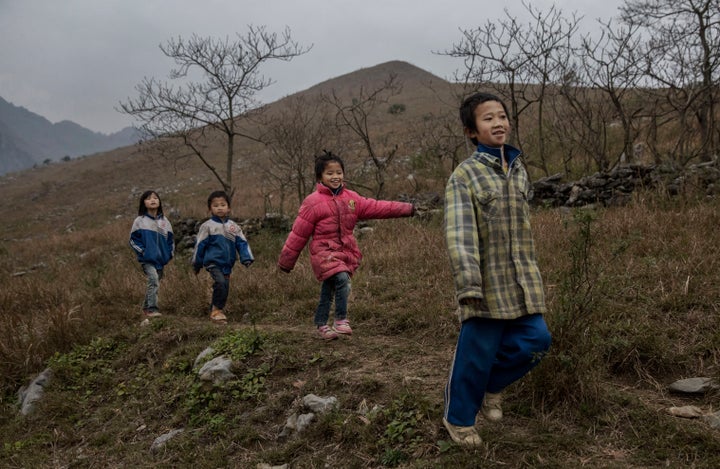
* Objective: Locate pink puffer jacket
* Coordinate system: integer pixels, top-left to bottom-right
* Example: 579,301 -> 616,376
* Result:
278,183 -> 414,281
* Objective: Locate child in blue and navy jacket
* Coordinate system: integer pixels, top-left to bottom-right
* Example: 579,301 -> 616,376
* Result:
191,190 -> 254,324
129,190 -> 174,318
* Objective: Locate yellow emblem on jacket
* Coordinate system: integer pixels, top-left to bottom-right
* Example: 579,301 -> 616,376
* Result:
348,200 -> 356,211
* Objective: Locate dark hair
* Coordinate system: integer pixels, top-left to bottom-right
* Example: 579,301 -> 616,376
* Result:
314,151 -> 345,181
459,92 -> 510,145
138,190 -> 163,216
207,190 -> 231,209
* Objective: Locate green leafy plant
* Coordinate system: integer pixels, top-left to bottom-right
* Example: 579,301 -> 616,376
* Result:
377,394 -> 427,466
211,329 -> 265,362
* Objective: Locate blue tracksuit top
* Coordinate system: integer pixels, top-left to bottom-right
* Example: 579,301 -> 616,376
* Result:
129,214 -> 174,270
192,216 -> 254,275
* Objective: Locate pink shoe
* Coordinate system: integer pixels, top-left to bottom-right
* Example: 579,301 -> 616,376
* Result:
317,325 -> 338,340
333,319 -> 352,335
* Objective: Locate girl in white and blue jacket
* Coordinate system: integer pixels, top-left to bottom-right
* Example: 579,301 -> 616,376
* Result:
129,190 -> 174,317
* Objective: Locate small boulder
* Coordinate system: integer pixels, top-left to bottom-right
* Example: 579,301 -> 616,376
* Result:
197,356 -> 235,384
18,368 -> 53,415
668,377 -> 718,394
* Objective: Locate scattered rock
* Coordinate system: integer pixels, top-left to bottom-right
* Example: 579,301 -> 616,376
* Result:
668,377 -> 718,394
667,406 -> 704,418
302,394 -> 338,414
150,428 -> 184,452
702,411 -> 720,429
18,368 -> 53,415
193,347 -> 215,369
197,356 -> 235,384
279,412 -> 315,439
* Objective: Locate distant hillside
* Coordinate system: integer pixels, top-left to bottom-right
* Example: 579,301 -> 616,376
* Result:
302,60 -> 449,96
0,61 -> 459,217
0,96 -> 141,175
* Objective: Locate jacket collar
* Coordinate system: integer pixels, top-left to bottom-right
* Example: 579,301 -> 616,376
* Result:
475,143 -> 522,168
317,182 -> 344,196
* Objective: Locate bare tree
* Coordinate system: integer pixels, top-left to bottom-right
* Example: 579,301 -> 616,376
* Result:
549,64 -> 618,174
519,3 -> 580,175
324,74 -> 403,198
118,26 -> 310,198
260,95 -> 338,214
411,110 -> 467,175
444,7 -> 532,146
442,1 -> 579,174
621,0 -> 720,162
578,20 -> 646,169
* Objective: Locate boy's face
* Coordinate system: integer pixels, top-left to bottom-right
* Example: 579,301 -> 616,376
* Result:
465,100 -> 510,148
209,197 -> 230,218
320,162 -> 344,190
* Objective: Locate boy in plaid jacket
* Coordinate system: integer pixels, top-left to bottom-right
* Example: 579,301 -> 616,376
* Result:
442,92 -> 551,446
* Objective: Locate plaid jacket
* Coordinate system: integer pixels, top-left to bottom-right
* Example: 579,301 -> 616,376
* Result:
444,144 -> 546,322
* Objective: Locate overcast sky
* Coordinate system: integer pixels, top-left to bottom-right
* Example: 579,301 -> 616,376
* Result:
0,0 -> 624,134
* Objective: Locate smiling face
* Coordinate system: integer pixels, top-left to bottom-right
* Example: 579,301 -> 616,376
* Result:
209,197 -> 230,219
465,100 -> 510,148
320,161 -> 344,190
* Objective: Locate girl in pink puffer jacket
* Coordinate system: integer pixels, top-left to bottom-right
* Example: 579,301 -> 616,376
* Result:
278,152 -> 415,340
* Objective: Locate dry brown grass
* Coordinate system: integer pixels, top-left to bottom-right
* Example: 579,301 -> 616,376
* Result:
1,191 -> 720,466
2,62 -> 720,467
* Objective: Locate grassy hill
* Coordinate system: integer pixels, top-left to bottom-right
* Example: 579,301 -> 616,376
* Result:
1,61 -> 719,468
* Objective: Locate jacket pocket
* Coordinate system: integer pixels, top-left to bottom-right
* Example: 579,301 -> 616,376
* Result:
474,190 -> 500,223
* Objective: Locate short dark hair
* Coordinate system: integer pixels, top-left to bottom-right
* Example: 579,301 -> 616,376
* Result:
207,190 -> 230,209
459,92 -> 510,145
314,151 -> 345,181
138,190 -> 163,216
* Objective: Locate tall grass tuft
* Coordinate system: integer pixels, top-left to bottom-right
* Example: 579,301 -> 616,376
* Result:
527,209 -> 609,412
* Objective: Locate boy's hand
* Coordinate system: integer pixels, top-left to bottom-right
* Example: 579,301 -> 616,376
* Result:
242,260 -> 253,268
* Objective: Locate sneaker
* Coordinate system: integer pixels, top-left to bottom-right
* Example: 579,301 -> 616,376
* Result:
209,309 -> 227,324
317,325 -> 338,340
442,418 -> 482,446
481,392 -> 503,421
143,310 -> 162,318
332,319 -> 352,335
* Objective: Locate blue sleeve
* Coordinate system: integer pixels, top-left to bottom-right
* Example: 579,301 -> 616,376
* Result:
167,231 -> 175,259
236,234 -> 254,265
191,224 -> 209,270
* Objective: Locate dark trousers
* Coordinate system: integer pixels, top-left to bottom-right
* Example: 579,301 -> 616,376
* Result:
444,314 -> 551,426
207,265 -> 230,310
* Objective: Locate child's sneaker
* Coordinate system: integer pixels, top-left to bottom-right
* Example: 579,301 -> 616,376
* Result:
442,418 -> 482,446
209,309 -> 227,324
332,319 -> 353,335
143,310 -> 162,318
481,392 -> 503,421
317,325 -> 338,340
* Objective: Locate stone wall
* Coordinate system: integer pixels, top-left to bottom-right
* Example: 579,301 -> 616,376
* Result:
530,160 -> 720,208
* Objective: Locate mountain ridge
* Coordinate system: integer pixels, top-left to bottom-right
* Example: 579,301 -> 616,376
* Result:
0,96 -> 140,175
0,60 -> 455,181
